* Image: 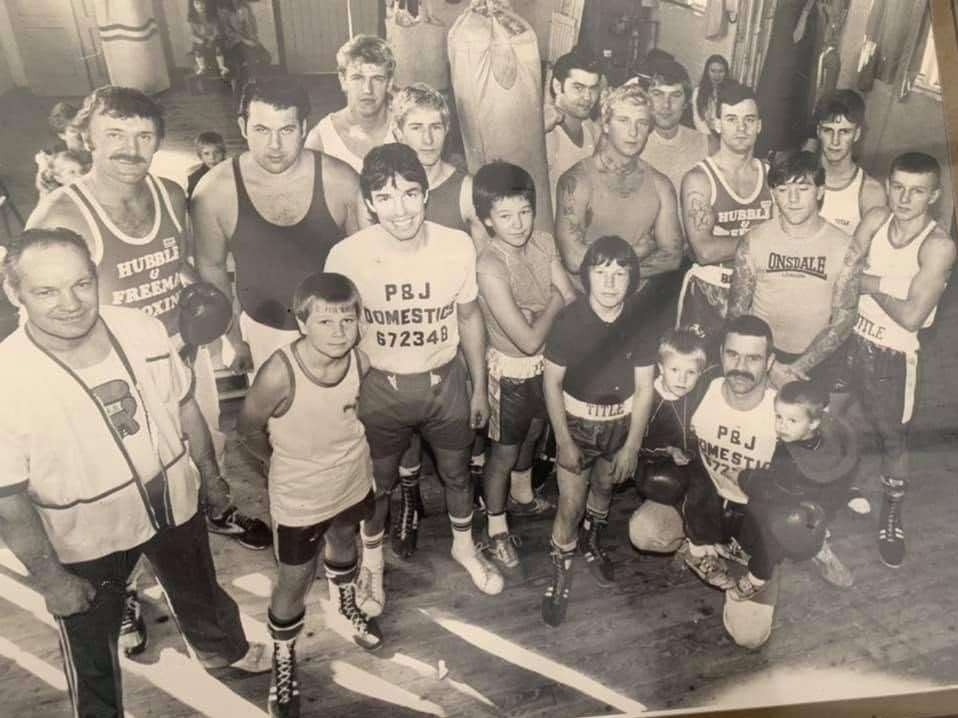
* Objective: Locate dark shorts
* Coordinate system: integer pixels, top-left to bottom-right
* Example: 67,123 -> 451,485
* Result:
677,273 -> 728,360
358,357 -> 474,459
566,412 -> 631,470
275,491 -> 375,566
774,342 -> 847,394
488,372 -> 547,445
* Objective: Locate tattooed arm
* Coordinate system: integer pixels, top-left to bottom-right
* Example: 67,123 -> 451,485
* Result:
555,163 -> 593,274
681,167 -> 740,265
727,231 -> 757,319
791,238 -> 865,376
639,171 -> 684,277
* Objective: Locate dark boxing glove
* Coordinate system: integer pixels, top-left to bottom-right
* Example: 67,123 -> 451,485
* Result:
636,460 -> 690,507
768,500 -> 827,561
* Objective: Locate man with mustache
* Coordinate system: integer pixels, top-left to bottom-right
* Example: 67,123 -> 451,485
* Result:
27,86 -> 270,657
680,315 -> 778,593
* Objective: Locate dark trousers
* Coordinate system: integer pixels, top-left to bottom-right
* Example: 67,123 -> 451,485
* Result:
57,511 -> 248,717
682,466 -> 747,546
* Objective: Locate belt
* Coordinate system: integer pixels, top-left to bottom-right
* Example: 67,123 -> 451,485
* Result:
487,347 -> 543,380
687,262 -> 732,289
563,392 -> 632,421
374,358 -> 457,392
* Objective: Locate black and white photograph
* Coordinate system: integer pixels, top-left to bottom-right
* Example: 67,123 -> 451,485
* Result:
0,1 -> 957,716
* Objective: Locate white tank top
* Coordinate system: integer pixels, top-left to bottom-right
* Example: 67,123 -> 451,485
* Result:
855,216 -> 938,354
309,115 -> 364,173
691,377 -> 777,503
820,166 -> 864,235
267,344 -> 373,526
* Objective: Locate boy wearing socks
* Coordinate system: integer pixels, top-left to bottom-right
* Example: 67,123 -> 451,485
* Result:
474,161 -> 576,572
238,273 -> 382,718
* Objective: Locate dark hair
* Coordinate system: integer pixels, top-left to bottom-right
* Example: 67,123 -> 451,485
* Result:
579,235 -> 640,297
768,150 -> 825,188
649,58 -> 693,102
472,161 -> 536,235
696,54 -> 729,122
658,326 -> 709,366
551,47 -> 604,100
777,380 -> 829,421
195,131 -> 225,151
716,80 -> 759,118
239,77 -> 311,123
187,0 -> 219,24
360,143 -> 428,205
48,102 -> 79,135
890,152 -> 941,188
723,314 -> 773,354
75,86 -> 166,140
3,228 -> 95,291
813,89 -> 865,128
292,272 -> 362,323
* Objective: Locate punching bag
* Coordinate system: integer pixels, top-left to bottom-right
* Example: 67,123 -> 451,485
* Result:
448,0 -> 553,232
95,0 -> 170,93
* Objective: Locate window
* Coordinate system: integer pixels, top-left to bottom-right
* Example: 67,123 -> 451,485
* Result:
914,22 -> 941,96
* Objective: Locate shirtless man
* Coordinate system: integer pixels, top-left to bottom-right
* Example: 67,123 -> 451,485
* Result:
192,78 -> 365,373
678,81 -> 772,345
304,35 -> 395,173
544,48 -> 604,210
555,82 -> 683,287
814,90 -> 886,235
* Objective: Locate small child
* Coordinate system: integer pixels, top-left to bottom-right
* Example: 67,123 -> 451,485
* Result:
188,0 -> 229,77
47,101 -> 84,152
238,272 -> 383,718
732,380 -> 859,601
634,327 -> 710,506
35,149 -> 92,197
187,131 -> 227,199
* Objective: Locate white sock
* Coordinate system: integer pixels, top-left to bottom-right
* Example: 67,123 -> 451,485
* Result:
487,511 -> 509,537
470,453 -> 486,469
450,513 -> 474,555
360,523 -> 385,570
509,468 -> 534,503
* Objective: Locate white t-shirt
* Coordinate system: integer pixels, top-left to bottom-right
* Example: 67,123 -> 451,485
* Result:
691,377 -> 778,503
326,221 -> 478,373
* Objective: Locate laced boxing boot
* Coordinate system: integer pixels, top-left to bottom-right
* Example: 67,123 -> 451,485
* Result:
355,562 -> 385,618
330,579 -> 383,651
878,476 -> 906,568
268,640 -> 300,717
579,513 -> 614,587
541,542 -> 574,627
391,480 -> 421,560
677,539 -> 735,590
118,590 -> 148,656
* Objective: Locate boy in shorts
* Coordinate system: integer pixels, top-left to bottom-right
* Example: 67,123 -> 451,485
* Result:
238,272 -> 382,718
541,236 -> 657,626
474,161 -> 576,573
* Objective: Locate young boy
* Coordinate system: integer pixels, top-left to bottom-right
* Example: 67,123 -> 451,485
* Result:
187,131 -> 227,199
733,380 -> 858,602
635,327 -> 709,506
474,161 -> 576,572
238,272 -> 382,718
541,236 -> 657,626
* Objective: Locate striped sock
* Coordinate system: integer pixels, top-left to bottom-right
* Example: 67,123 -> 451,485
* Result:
450,512 -> 474,554
267,609 -> 305,643
324,559 -> 357,586
360,523 -> 385,570
487,510 -> 508,538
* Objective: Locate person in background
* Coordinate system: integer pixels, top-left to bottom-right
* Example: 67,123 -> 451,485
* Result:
188,0 -> 229,77
692,54 -> 729,139
188,131 -> 227,200
35,149 -> 92,198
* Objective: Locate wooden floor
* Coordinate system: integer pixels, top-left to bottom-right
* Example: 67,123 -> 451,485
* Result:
2,79 -> 958,717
